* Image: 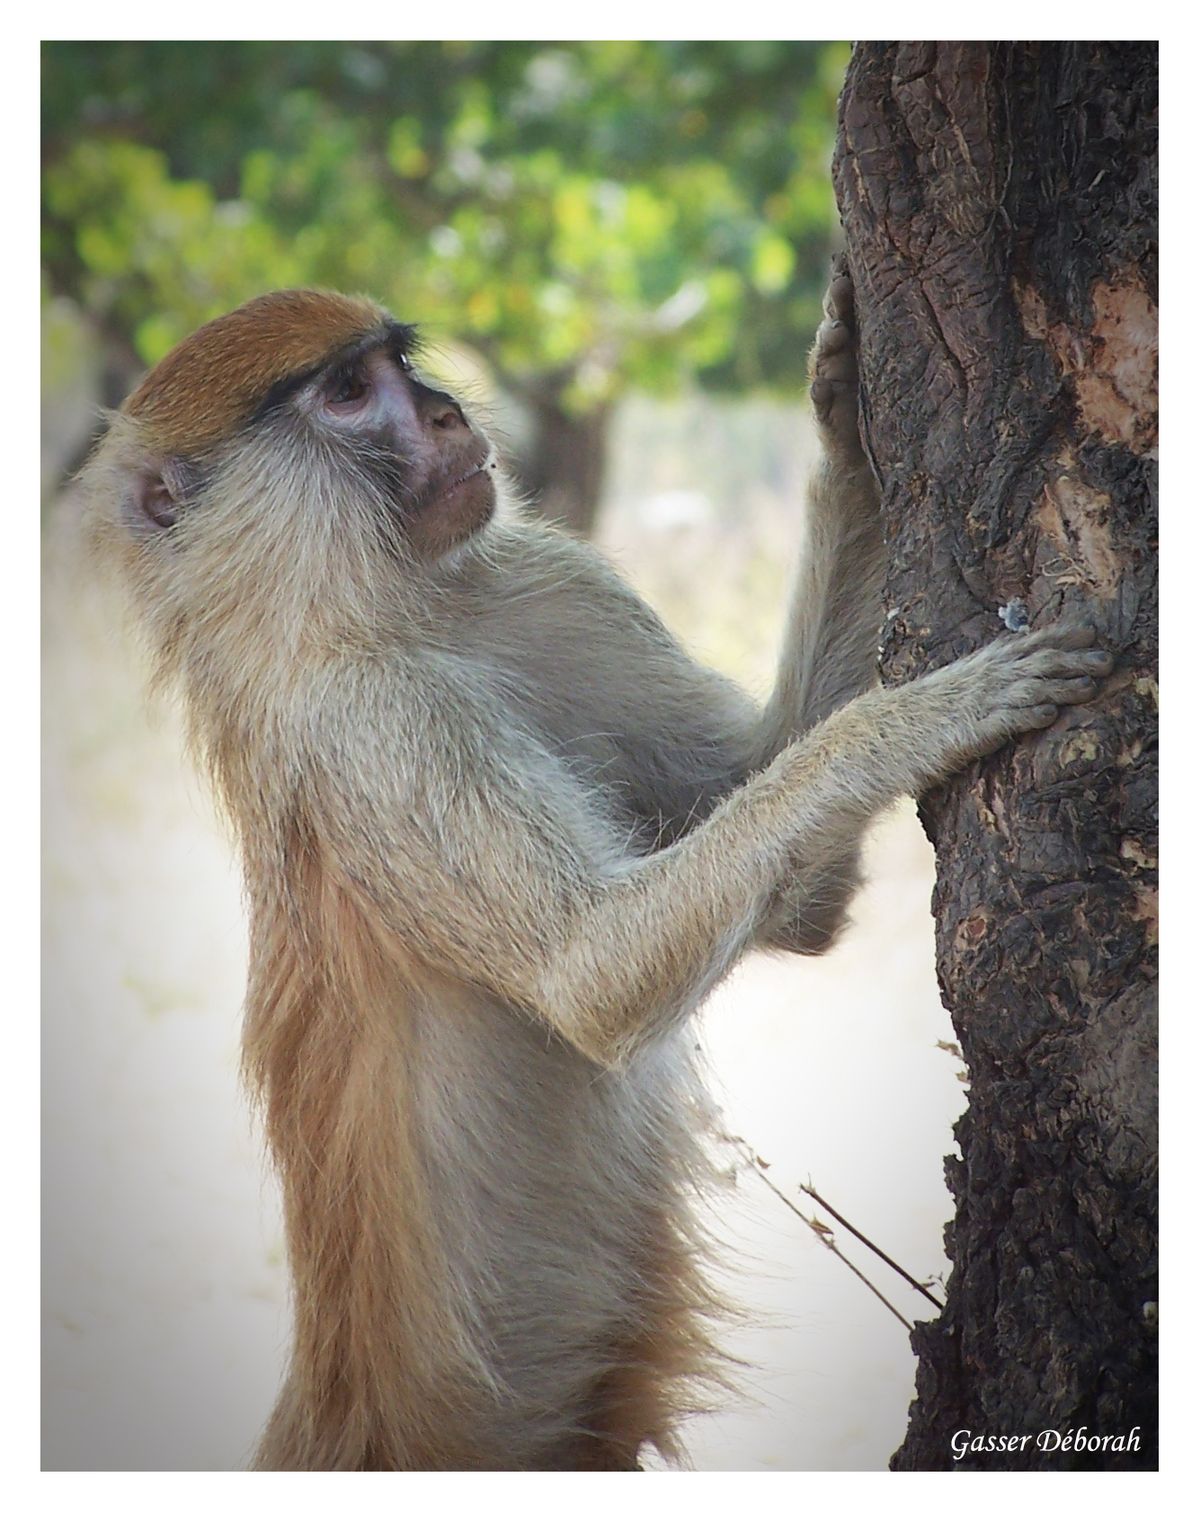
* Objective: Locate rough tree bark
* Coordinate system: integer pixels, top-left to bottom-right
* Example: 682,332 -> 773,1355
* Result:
834,43 -> 1157,1470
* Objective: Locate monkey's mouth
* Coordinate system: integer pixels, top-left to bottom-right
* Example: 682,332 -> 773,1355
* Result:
439,462 -> 489,500
417,457 -> 496,519
396,454 -> 497,556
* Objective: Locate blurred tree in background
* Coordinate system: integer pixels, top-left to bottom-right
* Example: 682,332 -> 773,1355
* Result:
42,40 -> 846,531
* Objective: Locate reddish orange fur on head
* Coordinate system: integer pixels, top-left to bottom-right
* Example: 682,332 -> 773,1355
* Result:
123,289 -> 393,455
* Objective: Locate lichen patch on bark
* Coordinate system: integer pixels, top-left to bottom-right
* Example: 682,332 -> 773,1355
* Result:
1033,457 -> 1121,599
1131,884 -> 1159,946
1057,729 -> 1101,766
1120,837 -> 1155,870
1016,277 -> 1158,453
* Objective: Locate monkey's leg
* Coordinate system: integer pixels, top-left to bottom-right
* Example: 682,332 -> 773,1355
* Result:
568,1202 -> 711,1470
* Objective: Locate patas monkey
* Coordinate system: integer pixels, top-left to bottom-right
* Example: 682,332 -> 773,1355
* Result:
80,270 -> 1111,1470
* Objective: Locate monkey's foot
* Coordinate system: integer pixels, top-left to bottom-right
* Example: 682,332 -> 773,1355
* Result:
809,254 -> 863,459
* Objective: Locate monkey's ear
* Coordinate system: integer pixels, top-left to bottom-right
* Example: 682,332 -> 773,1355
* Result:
128,458 -> 195,532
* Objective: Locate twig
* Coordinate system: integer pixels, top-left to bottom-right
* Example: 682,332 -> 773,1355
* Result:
723,1135 -> 913,1333
800,1183 -> 944,1309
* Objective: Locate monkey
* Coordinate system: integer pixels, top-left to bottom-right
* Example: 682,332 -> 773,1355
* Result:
78,270 -> 1112,1471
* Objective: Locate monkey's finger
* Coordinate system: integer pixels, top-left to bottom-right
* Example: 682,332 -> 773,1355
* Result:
825,270 -> 855,329
813,349 -> 857,385
1015,647 -> 1112,684
1026,676 -> 1099,706
810,377 -> 854,420
1022,623 -> 1098,652
816,320 -> 852,355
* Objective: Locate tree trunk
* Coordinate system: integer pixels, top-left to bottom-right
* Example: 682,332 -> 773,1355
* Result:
834,42 -> 1157,1471
515,391 -> 612,536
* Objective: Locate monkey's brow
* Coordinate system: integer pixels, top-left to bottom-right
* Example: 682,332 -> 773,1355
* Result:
249,321 -> 420,425
385,321 -> 421,357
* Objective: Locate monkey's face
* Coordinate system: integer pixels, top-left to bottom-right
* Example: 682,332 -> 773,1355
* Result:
128,335 -> 497,566
269,339 -> 498,562
83,291 -> 505,665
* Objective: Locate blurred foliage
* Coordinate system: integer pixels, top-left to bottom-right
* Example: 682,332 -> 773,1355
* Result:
42,41 -> 847,413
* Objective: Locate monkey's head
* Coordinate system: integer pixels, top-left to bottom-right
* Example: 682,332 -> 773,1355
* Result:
82,289 -> 500,671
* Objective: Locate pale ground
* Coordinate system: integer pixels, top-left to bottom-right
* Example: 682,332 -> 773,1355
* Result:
41,397 -> 966,1472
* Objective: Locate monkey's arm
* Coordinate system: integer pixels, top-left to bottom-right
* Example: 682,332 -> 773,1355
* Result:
524,297 -> 881,956
589,264 -> 884,953
601,435 -> 880,957
615,266 -> 882,952
750,263 -> 884,953
313,627 -> 1107,1069
505,267 -> 878,961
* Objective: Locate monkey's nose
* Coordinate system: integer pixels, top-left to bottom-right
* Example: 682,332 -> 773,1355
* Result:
426,394 -> 469,431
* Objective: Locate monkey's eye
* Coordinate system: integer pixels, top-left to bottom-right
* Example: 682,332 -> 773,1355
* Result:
325,367 -> 371,412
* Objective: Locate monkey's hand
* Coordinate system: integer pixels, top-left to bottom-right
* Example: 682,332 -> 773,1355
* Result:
809,254 -> 866,466
755,623 -> 1110,956
905,622 -> 1114,779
